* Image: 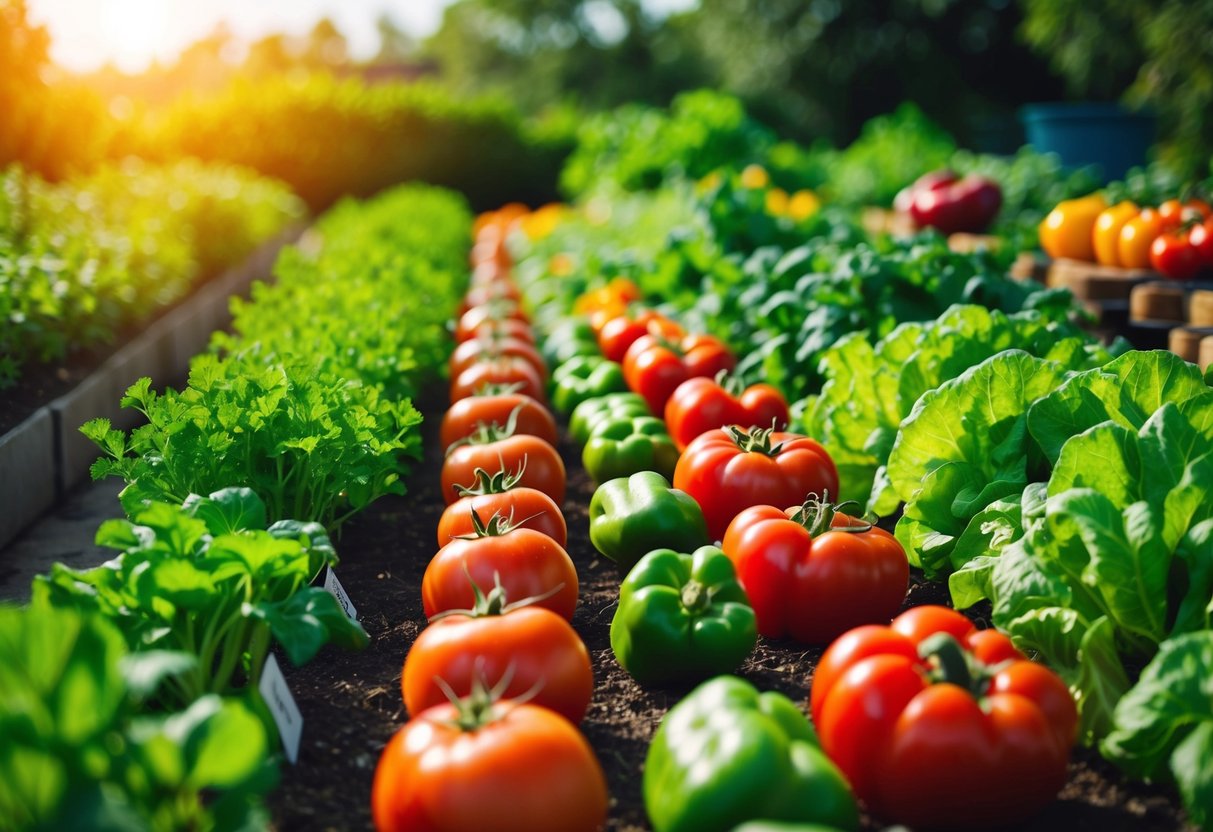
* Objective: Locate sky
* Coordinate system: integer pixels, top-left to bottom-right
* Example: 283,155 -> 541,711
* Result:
27,0 -> 697,73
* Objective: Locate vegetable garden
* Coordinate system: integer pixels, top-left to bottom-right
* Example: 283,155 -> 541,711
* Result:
3,67 -> 1213,832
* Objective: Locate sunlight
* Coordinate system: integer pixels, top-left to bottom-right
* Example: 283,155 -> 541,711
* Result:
97,0 -> 172,70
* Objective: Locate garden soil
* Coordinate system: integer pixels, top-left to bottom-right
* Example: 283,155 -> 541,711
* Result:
266,388 -> 1196,832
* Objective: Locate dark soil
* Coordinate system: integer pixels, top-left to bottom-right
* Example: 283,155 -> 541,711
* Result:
267,387 -> 1196,832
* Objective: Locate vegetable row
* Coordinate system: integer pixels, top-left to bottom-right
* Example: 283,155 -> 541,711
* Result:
1,183 -> 473,829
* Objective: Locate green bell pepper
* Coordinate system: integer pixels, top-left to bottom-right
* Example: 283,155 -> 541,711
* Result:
542,318 -> 600,368
588,471 -> 710,569
645,677 -> 858,832
569,392 -> 650,445
611,546 -> 756,685
583,416 -> 679,483
550,355 -> 628,416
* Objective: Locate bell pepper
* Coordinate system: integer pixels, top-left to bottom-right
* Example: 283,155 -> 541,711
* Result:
588,471 -> 710,569
895,170 -> 1002,235
611,546 -> 756,685
583,415 -> 679,483
569,392 -> 651,445
550,355 -> 628,416
542,318 -> 601,368
644,676 -> 859,832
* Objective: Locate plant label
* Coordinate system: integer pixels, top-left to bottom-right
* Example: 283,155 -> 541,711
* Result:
324,567 -> 358,621
260,652 -> 303,764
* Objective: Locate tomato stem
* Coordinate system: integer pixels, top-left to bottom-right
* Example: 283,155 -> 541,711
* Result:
454,459 -> 527,497
726,425 -> 784,456
789,491 -> 874,537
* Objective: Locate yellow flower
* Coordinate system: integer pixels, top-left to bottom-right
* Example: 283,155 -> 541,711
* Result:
740,164 -> 769,189
788,190 -> 821,221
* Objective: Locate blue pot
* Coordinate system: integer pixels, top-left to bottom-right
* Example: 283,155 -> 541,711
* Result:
1020,102 -> 1155,181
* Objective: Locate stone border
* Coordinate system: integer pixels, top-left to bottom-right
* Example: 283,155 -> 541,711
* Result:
0,225 -> 304,550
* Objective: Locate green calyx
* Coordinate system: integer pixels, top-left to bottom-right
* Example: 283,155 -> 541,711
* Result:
429,570 -> 564,622
472,381 -> 525,397
715,369 -> 748,398
728,424 -> 784,456
917,632 -> 1003,699
788,491 -> 874,537
454,461 -> 526,498
454,507 -> 533,540
446,405 -> 522,452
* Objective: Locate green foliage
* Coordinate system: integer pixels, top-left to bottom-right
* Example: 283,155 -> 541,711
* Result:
82,183 -> 469,530
0,161 -> 301,389
126,74 -> 568,212
0,602 -> 276,830
1103,631 -> 1213,828
804,305 -> 1121,511
33,488 -> 367,709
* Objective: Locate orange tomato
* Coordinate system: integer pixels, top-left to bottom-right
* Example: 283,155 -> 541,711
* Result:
372,700 -> 608,832
1038,194 -> 1107,261
1091,201 -> 1138,266
1118,208 -> 1163,270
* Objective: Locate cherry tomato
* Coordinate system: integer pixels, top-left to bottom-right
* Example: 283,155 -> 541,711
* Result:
664,375 -> 789,451
403,605 -> 592,723
372,699 -> 608,832
423,522 -> 579,621
442,433 -> 565,506
1151,230 -> 1203,280
440,393 -> 558,452
720,502 -> 908,643
1118,208 -> 1163,270
1190,217 -> 1213,268
622,333 -> 736,415
673,426 -> 838,541
597,311 -> 685,363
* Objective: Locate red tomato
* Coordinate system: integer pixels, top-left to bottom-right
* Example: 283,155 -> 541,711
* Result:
720,502 -> 907,643
664,375 -> 789,451
423,522 -> 578,621
437,480 -> 566,548
456,317 -> 535,345
1191,217 -> 1213,268
454,301 -> 529,342
442,434 -> 565,506
450,336 -> 547,383
811,606 -> 1077,830
440,393 -> 558,452
450,357 -> 547,405
1151,230 -> 1203,280
673,427 -> 838,540
458,281 -> 523,316
597,311 -> 685,363
403,605 -> 592,722
1157,198 -> 1187,230
372,699 -> 608,832
622,333 -> 736,415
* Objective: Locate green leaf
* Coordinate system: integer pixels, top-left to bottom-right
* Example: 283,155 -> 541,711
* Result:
182,697 -> 269,790
1070,615 -> 1133,744
183,488 -> 267,535
119,651 -> 198,700
248,588 -> 369,666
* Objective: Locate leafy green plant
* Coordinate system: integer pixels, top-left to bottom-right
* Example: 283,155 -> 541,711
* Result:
1103,631 -> 1213,829
0,602 -> 276,831
34,488 -> 367,709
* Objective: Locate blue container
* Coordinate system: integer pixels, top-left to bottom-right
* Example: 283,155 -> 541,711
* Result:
1020,103 -> 1155,182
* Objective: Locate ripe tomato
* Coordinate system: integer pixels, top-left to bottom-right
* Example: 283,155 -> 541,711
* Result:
664,375 -> 789,451
1038,194 -> 1106,261
449,356 -> 547,405
673,427 -> 838,541
442,433 -> 565,506
455,317 -> 535,345
1118,208 -> 1163,269
440,393 -> 558,452
597,311 -> 685,363
720,502 -> 908,643
403,605 -> 592,723
1151,230 -> 1203,280
372,700 -> 608,832
454,301 -> 529,342
1190,217 -> 1213,268
622,333 -> 736,415
449,336 -> 546,383
459,280 -> 522,315
423,522 -> 579,620
810,606 -> 1077,830
438,481 -> 566,548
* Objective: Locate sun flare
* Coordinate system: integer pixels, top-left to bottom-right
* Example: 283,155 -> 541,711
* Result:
97,0 -> 173,71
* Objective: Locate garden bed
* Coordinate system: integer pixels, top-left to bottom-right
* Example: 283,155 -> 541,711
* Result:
266,387 -> 1196,832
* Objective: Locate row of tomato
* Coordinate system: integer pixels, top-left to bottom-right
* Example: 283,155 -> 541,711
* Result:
371,209 -> 610,831
366,201 -> 1085,831
1040,192 -> 1213,279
